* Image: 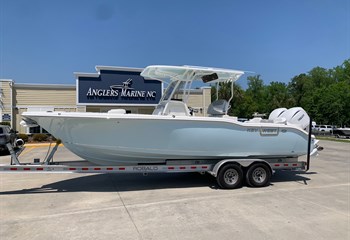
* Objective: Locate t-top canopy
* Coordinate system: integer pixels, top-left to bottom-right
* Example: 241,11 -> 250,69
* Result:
141,65 -> 244,84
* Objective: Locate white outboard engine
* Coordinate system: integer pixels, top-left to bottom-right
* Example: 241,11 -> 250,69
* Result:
268,108 -> 287,121
280,107 -> 310,131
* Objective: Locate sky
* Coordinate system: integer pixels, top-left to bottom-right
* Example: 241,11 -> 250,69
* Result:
0,0 -> 349,88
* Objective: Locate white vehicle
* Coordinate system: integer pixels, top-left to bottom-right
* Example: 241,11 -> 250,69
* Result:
317,125 -> 333,133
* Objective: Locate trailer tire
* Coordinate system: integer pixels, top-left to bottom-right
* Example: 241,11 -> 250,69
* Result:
216,163 -> 243,189
246,163 -> 271,188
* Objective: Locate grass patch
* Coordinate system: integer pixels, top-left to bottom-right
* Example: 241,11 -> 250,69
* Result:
316,136 -> 350,143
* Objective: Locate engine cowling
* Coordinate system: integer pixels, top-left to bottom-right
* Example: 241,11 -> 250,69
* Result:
280,107 -> 310,130
268,108 -> 287,121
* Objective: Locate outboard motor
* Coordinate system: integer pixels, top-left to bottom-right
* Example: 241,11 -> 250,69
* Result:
268,108 -> 287,121
280,107 -> 310,130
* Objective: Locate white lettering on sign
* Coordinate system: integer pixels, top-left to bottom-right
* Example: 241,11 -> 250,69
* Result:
86,78 -> 157,99
86,88 -> 119,97
147,91 -> 156,98
121,89 -> 146,97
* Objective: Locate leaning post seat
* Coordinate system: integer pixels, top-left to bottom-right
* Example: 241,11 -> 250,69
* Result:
153,101 -> 190,116
207,99 -> 230,117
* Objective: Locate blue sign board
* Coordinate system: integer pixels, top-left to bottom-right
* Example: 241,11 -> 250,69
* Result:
77,69 -> 162,105
2,114 -> 11,121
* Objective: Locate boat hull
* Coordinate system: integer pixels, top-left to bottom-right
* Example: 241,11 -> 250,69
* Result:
22,112 -> 313,165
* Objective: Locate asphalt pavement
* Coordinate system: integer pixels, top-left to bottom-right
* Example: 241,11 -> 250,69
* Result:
0,140 -> 349,240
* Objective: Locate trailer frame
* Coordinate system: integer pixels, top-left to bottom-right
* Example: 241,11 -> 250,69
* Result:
0,141 -> 307,189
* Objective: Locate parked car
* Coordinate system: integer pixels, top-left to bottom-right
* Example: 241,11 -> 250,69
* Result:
312,125 -> 319,130
318,125 -> 334,133
0,125 -> 20,152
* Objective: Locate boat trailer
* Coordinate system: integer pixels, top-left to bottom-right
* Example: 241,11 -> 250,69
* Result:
0,140 -> 309,189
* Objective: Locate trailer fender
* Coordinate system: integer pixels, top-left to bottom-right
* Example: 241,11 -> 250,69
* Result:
209,159 -> 273,177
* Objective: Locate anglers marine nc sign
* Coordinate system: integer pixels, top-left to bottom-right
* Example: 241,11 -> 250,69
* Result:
77,69 -> 162,105
86,78 -> 157,98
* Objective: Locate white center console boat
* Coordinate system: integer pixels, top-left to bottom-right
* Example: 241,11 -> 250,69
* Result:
21,65 -> 319,166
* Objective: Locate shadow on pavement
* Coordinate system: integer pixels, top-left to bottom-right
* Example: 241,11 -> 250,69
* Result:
0,170 -> 315,194
271,170 -> 316,185
0,173 -> 218,194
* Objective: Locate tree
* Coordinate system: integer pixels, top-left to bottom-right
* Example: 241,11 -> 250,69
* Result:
245,75 -> 268,114
208,59 -> 350,123
265,82 -> 294,112
311,82 -> 350,126
330,59 -> 350,84
211,82 -> 244,116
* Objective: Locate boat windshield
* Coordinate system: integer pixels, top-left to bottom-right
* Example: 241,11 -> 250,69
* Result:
162,81 -> 177,101
161,81 -> 189,102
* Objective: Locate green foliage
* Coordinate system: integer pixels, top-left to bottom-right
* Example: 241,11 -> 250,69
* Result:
17,134 -> 29,142
32,133 -> 48,142
211,59 -> 350,126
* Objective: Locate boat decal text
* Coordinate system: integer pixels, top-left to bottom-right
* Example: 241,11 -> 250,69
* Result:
260,128 -> 279,136
132,166 -> 159,171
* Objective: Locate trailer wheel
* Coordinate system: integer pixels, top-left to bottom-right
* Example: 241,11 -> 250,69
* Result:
246,163 -> 271,188
216,164 -> 243,189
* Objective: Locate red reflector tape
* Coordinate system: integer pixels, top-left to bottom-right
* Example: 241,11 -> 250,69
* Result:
36,168 -> 44,171
23,168 -> 30,171
179,167 -> 186,170
275,164 -> 280,167
168,167 -> 175,170
191,166 -> 196,169
284,164 -> 289,166
10,168 -> 17,171
202,166 -> 208,169
292,164 -> 298,166
69,168 -> 76,170
94,168 -> 101,170
119,167 -> 125,170
107,168 -> 113,170
82,168 -> 89,171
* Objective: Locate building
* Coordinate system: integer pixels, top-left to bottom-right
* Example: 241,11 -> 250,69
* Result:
0,66 -> 211,134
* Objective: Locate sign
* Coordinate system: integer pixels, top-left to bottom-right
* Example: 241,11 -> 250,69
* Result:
77,69 -> 162,105
2,114 -> 11,121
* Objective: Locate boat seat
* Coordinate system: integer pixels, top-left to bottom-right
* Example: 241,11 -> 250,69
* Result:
108,109 -> 126,114
153,101 -> 190,116
207,99 -> 230,116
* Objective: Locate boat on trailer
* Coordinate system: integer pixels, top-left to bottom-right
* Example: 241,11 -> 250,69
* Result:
332,127 -> 350,138
21,65 -> 319,166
